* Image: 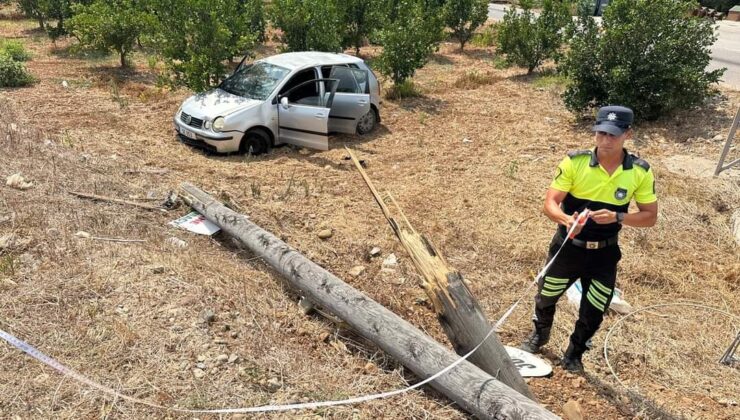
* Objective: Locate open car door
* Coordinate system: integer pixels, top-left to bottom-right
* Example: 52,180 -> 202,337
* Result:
278,79 -> 337,151
327,66 -> 371,134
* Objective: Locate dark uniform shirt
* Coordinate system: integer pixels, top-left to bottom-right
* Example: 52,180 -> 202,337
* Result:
550,148 -> 657,241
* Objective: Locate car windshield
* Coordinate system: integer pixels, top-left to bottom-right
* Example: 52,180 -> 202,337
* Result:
219,62 -> 290,101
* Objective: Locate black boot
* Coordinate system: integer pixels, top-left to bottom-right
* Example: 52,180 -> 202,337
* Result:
561,343 -> 584,373
520,327 -> 551,354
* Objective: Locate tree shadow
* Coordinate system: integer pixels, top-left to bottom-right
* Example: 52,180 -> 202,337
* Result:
429,53 -> 454,66
393,95 -> 447,115
185,124 -> 392,171
86,65 -> 158,86
460,47 -> 495,61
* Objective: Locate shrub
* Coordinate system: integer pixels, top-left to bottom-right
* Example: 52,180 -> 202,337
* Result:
67,0 -> 151,68
496,0 -> 570,74
442,0 -> 488,50
471,24 -> 498,47
0,54 -> 35,87
338,0 -> 382,55
269,0 -> 342,52
560,0 -> 724,120
150,0 -> 257,91
0,40 -> 31,61
376,0 -> 443,85
384,80 -> 421,99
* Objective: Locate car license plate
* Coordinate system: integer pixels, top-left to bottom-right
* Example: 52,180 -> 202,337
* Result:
180,127 -> 197,140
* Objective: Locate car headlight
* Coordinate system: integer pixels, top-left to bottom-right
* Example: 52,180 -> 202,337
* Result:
212,117 -> 225,132
204,120 -> 212,129
176,105 -> 183,116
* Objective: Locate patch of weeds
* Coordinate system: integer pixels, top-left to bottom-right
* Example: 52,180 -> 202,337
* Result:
109,79 -> 129,109
384,80 -> 421,100
453,71 -> 501,90
0,40 -> 31,62
250,181 -> 261,198
418,112 -> 429,125
0,255 -> 16,277
138,86 -> 168,103
147,55 -> 158,71
492,55 -> 510,70
471,24 -> 498,48
532,70 -> 569,90
61,130 -> 76,147
300,180 -> 310,197
506,160 -> 519,179
280,171 -> 296,200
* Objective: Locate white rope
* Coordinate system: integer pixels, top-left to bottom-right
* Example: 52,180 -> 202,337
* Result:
603,302 -> 740,389
0,212 -> 590,413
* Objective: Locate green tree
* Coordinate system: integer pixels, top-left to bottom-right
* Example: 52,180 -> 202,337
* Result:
338,0 -> 382,55
376,0 -> 443,85
150,0 -> 257,91
560,0 -> 724,120
442,0 -> 488,51
15,0 -> 93,39
67,0 -> 151,67
496,0 -> 571,74
269,0 -> 342,52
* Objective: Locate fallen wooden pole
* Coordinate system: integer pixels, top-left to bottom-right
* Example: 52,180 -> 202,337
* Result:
180,182 -> 556,420
345,147 -> 534,399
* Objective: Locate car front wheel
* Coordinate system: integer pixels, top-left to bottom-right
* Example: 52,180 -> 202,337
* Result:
357,108 -> 377,135
240,129 -> 269,155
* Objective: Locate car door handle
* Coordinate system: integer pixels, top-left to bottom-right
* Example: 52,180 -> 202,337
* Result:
314,113 -> 326,118
358,100 -> 367,104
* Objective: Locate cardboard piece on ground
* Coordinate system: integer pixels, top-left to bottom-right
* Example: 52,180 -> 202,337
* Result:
169,211 -> 220,235
504,346 -> 552,377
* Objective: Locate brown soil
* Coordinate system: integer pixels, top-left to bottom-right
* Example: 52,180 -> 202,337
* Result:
1,11 -> 739,420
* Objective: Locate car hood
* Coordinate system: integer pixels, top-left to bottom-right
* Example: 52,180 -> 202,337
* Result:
183,89 -> 261,117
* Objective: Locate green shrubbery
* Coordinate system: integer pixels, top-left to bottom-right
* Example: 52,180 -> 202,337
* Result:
0,54 -> 35,87
442,0 -> 488,50
376,0 -> 443,86
269,0 -> 342,52
67,0 -> 151,68
0,40 -> 31,61
559,0 -> 724,120
496,0 -> 570,74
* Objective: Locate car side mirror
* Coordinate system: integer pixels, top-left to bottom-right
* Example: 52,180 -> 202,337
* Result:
280,96 -> 290,110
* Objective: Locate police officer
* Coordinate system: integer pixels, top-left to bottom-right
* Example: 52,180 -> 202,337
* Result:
520,105 -> 658,372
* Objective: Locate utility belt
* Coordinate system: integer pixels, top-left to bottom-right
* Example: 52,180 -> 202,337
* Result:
557,233 -> 619,250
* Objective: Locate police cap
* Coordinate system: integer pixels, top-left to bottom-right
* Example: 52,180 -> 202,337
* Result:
592,105 -> 634,136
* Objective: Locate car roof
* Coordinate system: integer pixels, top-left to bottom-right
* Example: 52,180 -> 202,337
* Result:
260,52 -> 363,71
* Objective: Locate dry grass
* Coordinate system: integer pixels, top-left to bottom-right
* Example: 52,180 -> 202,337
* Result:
1,9 -> 740,419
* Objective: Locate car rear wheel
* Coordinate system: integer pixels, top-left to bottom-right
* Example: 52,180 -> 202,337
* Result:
357,108 -> 377,135
240,129 -> 269,155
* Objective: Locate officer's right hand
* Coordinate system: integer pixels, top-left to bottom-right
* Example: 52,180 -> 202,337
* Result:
566,211 -> 585,237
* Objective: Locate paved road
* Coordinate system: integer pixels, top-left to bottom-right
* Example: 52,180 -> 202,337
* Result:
488,3 -> 740,88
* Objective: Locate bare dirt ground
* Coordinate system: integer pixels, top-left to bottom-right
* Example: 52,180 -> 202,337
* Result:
1,11 -> 739,420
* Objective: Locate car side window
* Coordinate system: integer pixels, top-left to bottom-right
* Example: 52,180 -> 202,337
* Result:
279,68 -> 319,104
329,66 -> 369,94
322,64 -> 347,78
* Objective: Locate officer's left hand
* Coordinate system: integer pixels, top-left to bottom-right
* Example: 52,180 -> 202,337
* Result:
590,209 -> 617,224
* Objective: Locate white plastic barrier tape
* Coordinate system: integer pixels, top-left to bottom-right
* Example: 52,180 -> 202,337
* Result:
0,214 -> 587,413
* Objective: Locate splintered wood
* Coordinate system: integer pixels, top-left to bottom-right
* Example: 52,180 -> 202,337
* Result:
345,147 -> 534,399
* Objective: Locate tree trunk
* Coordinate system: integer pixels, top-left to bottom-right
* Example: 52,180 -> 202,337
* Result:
179,182 -> 557,420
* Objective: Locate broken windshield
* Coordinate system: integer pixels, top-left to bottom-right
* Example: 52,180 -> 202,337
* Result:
219,62 -> 290,101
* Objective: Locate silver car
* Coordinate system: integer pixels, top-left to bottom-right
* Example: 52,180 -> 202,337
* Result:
173,51 -> 381,154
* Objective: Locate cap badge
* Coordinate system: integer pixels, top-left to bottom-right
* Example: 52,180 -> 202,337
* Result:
607,112 -> 618,121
